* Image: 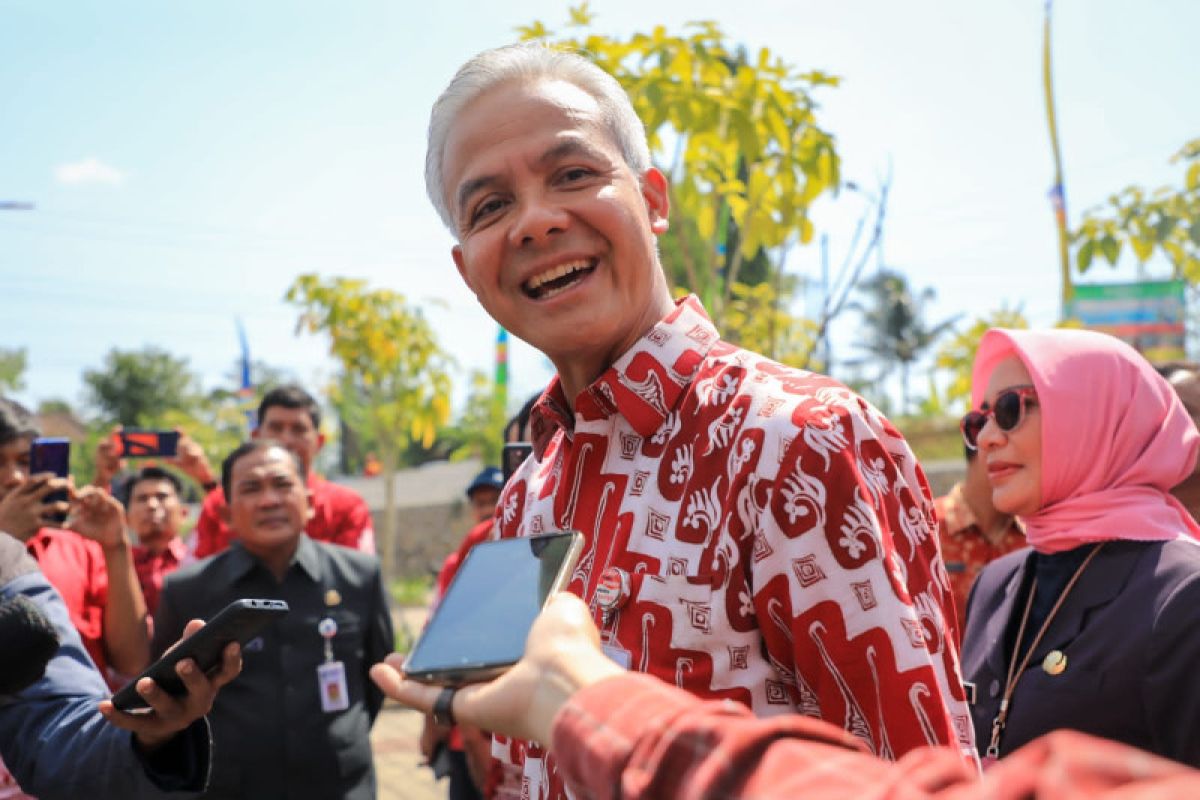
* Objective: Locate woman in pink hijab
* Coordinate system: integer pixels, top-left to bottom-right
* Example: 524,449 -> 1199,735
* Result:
958,327 -> 1200,768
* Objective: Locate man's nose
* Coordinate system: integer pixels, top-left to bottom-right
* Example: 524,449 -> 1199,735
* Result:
508,194 -> 570,248
0,466 -> 25,490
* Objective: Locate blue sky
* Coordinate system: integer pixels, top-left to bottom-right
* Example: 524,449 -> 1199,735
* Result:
3,0 -> 1198,420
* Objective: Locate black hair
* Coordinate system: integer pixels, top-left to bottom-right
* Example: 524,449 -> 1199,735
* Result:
504,392 -> 542,443
257,384 -> 321,430
123,465 -> 184,507
221,439 -> 306,500
0,397 -> 40,447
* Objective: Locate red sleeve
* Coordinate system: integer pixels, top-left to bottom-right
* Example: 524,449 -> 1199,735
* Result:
193,488 -> 230,559
551,673 -> 1198,800
338,492 -> 375,554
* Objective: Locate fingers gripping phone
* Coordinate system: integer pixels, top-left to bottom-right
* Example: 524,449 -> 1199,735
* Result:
111,598 -> 289,712
113,429 -> 180,458
403,531 -> 584,685
29,438 -> 70,525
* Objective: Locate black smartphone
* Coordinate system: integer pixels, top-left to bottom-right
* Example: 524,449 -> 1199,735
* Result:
116,429 -> 180,458
111,598 -> 289,712
29,438 -> 70,525
403,531 -> 584,685
501,441 -> 533,483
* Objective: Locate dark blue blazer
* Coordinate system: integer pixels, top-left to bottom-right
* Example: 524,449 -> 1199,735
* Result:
962,538 -> 1200,766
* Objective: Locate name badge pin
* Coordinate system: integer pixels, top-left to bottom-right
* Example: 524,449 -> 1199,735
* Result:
324,589 -> 342,607
594,567 -> 630,626
1043,650 -> 1067,676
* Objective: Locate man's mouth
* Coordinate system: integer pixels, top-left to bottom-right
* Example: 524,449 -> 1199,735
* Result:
522,258 -> 596,300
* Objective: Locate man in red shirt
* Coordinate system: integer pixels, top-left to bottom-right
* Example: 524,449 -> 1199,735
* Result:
933,444 -> 1025,642
192,385 -> 375,558
123,465 -> 191,617
0,397 -> 149,683
374,592 -> 1200,800
422,44 -> 972,798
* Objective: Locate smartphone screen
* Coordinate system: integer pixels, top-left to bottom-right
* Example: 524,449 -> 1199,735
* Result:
501,442 -> 533,483
404,531 -> 582,684
117,429 -> 180,458
29,438 -> 70,525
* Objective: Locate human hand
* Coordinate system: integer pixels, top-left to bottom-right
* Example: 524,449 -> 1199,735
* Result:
370,593 -> 623,744
169,431 -> 215,488
99,618 -> 242,752
0,474 -> 71,541
93,428 -> 125,490
67,485 -> 128,551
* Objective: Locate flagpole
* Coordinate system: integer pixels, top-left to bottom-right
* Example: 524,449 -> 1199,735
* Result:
1043,0 -> 1073,317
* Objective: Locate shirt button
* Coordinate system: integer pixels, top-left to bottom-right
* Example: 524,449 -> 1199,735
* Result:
989,679 -> 1001,698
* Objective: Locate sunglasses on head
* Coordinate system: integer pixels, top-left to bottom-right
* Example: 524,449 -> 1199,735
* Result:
960,386 -> 1039,451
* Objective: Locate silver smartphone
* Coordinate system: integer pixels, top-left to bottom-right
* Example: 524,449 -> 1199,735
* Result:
403,531 -> 584,685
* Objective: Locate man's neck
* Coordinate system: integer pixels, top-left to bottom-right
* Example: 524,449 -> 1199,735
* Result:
551,288 -> 676,409
243,538 -> 301,582
136,533 -> 178,555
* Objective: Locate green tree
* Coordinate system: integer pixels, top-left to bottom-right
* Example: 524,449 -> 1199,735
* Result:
0,347 -> 27,393
286,274 -> 454,580
519,5 -> 841,350
1074,138 -> 1200,280
849,269 -> 958,415
437,370 -> 508,465
82,347 -> 202,425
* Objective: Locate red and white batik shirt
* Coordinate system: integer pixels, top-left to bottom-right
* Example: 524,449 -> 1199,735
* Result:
492,296 -> 976,800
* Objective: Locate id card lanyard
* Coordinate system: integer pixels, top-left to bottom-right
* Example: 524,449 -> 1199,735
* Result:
984,542 -> 1104,766
316,616 -> 350,712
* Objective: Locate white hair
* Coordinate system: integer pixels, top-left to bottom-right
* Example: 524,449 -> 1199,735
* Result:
425,42 -> 652,233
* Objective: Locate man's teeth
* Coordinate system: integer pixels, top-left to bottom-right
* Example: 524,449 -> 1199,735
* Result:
526,259 -> 591,291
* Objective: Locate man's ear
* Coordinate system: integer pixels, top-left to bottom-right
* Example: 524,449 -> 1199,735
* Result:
641,167 -> 670,236
305,487 -> 316,522
316,432 -> 326,452
219,501 -> 231,524
250,427 -> 262,441
452,245 -> 476,294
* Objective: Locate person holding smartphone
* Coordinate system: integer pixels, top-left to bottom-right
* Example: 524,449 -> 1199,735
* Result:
0,398 -> 150,683
151,440 -> 393,799
0,530 -> 241,800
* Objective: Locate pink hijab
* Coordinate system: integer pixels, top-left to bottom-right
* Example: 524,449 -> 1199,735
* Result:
971,327 -> 1200,553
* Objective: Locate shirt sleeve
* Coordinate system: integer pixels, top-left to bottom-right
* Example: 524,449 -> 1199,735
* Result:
337,493 -> 376,555
1144,569 -> 1200,765
750,399 -> 966,759
363,561 -> 394,723
0,573 -> 210,799
550,672 -> 1200,800
192,490 -> 227,560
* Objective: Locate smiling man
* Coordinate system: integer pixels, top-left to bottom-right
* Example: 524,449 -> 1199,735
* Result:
152,440 -> 393,800
425,44 -> 974,799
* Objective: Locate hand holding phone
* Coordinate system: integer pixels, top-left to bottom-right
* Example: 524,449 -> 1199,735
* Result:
403,531 -> 584,685
112,598 -> 289,712
29,438 -> 70,526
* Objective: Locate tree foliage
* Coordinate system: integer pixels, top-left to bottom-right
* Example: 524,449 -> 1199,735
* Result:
82,347 -> 201,426
285,274 -> 454,579
518,4 -> 841,347
436,370 -> 508,465
0,347 -> 26,394
849,269 -> 958,414
1074,138 -> 1200,280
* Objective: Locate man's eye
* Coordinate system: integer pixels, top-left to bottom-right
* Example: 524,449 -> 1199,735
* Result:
560,167 -> 592,182
471,198 -> 505,224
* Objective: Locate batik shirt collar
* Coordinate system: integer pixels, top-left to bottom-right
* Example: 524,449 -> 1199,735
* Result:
528,294 -> 720,460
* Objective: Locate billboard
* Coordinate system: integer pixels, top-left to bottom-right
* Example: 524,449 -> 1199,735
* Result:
1069,280 -> 1187,362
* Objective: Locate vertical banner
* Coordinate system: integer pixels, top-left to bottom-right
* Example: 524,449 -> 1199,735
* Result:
495,326 -> 509,416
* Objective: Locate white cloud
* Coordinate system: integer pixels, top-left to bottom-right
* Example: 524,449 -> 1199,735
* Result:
54,157 -> 126,186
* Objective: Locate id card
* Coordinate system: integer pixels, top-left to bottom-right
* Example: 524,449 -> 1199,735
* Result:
317,661 -> 350,712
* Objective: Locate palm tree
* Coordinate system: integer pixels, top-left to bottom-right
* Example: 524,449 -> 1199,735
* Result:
849,269 -> 959,414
